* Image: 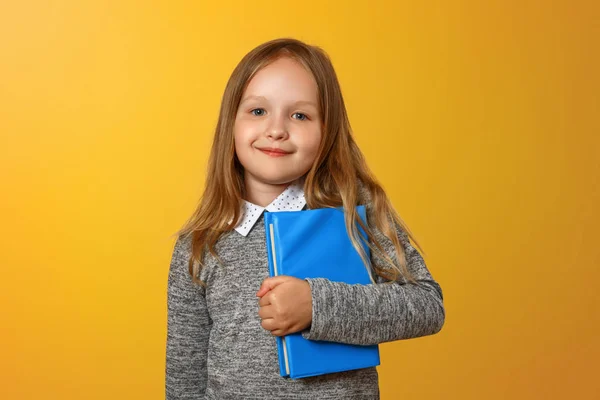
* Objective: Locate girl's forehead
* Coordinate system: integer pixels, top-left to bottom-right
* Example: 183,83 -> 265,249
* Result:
242,57 -> 318,102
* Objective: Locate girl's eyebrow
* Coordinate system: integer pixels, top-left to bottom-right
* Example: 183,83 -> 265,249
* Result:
293,100 -> 318,109
241,95 -> 267,103
240,95 -> 317,109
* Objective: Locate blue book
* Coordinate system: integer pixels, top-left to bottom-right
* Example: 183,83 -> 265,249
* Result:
263,206 -> 380,379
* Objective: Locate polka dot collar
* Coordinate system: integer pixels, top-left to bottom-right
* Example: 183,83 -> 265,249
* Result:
234,180 -> 306,236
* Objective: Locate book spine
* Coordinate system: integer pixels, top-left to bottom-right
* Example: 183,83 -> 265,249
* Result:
267,220 -> 291,377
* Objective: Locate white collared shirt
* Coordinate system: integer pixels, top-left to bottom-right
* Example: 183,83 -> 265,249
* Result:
234,180 -> 306,236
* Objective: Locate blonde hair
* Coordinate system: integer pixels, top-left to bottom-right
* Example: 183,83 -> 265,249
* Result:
174,38 -> 421,285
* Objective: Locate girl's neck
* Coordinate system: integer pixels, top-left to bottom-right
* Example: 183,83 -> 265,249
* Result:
243,175 -> 290,207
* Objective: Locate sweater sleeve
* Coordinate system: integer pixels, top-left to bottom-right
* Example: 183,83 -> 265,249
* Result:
302,208 -> 445,346
166,236 -> 212,399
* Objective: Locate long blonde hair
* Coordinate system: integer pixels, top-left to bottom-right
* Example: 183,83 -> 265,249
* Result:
175,38 -> 422,285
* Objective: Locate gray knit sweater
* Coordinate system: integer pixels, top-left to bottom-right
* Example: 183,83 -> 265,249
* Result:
165,202 -> 445,399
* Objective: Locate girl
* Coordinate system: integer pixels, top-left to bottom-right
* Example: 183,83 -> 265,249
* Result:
166,38 -> 445,399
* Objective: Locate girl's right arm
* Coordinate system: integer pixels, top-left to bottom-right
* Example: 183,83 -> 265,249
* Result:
166,236 -> 212,400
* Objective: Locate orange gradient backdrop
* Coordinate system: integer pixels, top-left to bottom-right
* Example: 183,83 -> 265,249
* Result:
1,1 -> 598,399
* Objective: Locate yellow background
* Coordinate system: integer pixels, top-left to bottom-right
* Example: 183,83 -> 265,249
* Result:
1,1 -> 598,398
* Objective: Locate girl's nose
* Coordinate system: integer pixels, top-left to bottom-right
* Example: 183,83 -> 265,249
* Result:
266,115 -> 289,140
267,129 -> 288,140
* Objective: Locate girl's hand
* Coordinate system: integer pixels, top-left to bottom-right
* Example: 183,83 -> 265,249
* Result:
256,276 -> 312,336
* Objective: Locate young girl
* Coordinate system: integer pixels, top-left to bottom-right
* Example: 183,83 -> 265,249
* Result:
166,38 -> 445,399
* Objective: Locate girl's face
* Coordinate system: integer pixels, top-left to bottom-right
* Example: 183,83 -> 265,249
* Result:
234,57 -> 322,187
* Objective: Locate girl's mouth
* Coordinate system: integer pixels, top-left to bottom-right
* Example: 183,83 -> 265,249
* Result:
258,147 -> 291,157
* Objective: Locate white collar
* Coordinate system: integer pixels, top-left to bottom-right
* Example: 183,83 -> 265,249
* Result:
234,180 -> 306,236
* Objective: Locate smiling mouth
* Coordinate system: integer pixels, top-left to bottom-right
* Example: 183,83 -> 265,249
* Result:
258,148 -> 291,157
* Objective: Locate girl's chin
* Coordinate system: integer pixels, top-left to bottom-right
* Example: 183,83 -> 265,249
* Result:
244,172 -> 305,187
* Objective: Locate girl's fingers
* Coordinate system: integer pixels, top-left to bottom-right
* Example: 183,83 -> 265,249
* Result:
259,314 -> 290,336
258,305 -> 274,319
260,317 -> 276,331
256,285 -> 270,298
258,294 -> 271,307
256,276 -> 291,297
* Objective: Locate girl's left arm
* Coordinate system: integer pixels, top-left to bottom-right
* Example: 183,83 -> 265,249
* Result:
302,221 -> 445,346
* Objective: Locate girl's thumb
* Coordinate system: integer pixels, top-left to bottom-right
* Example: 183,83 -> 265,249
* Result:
256,276 -> 288,297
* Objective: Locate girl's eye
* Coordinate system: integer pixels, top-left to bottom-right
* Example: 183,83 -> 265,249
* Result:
250,108 -> 265,116
293,112 -> 308,121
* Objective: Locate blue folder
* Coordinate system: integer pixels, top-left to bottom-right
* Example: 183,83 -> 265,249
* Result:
263,206 -> 380,379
